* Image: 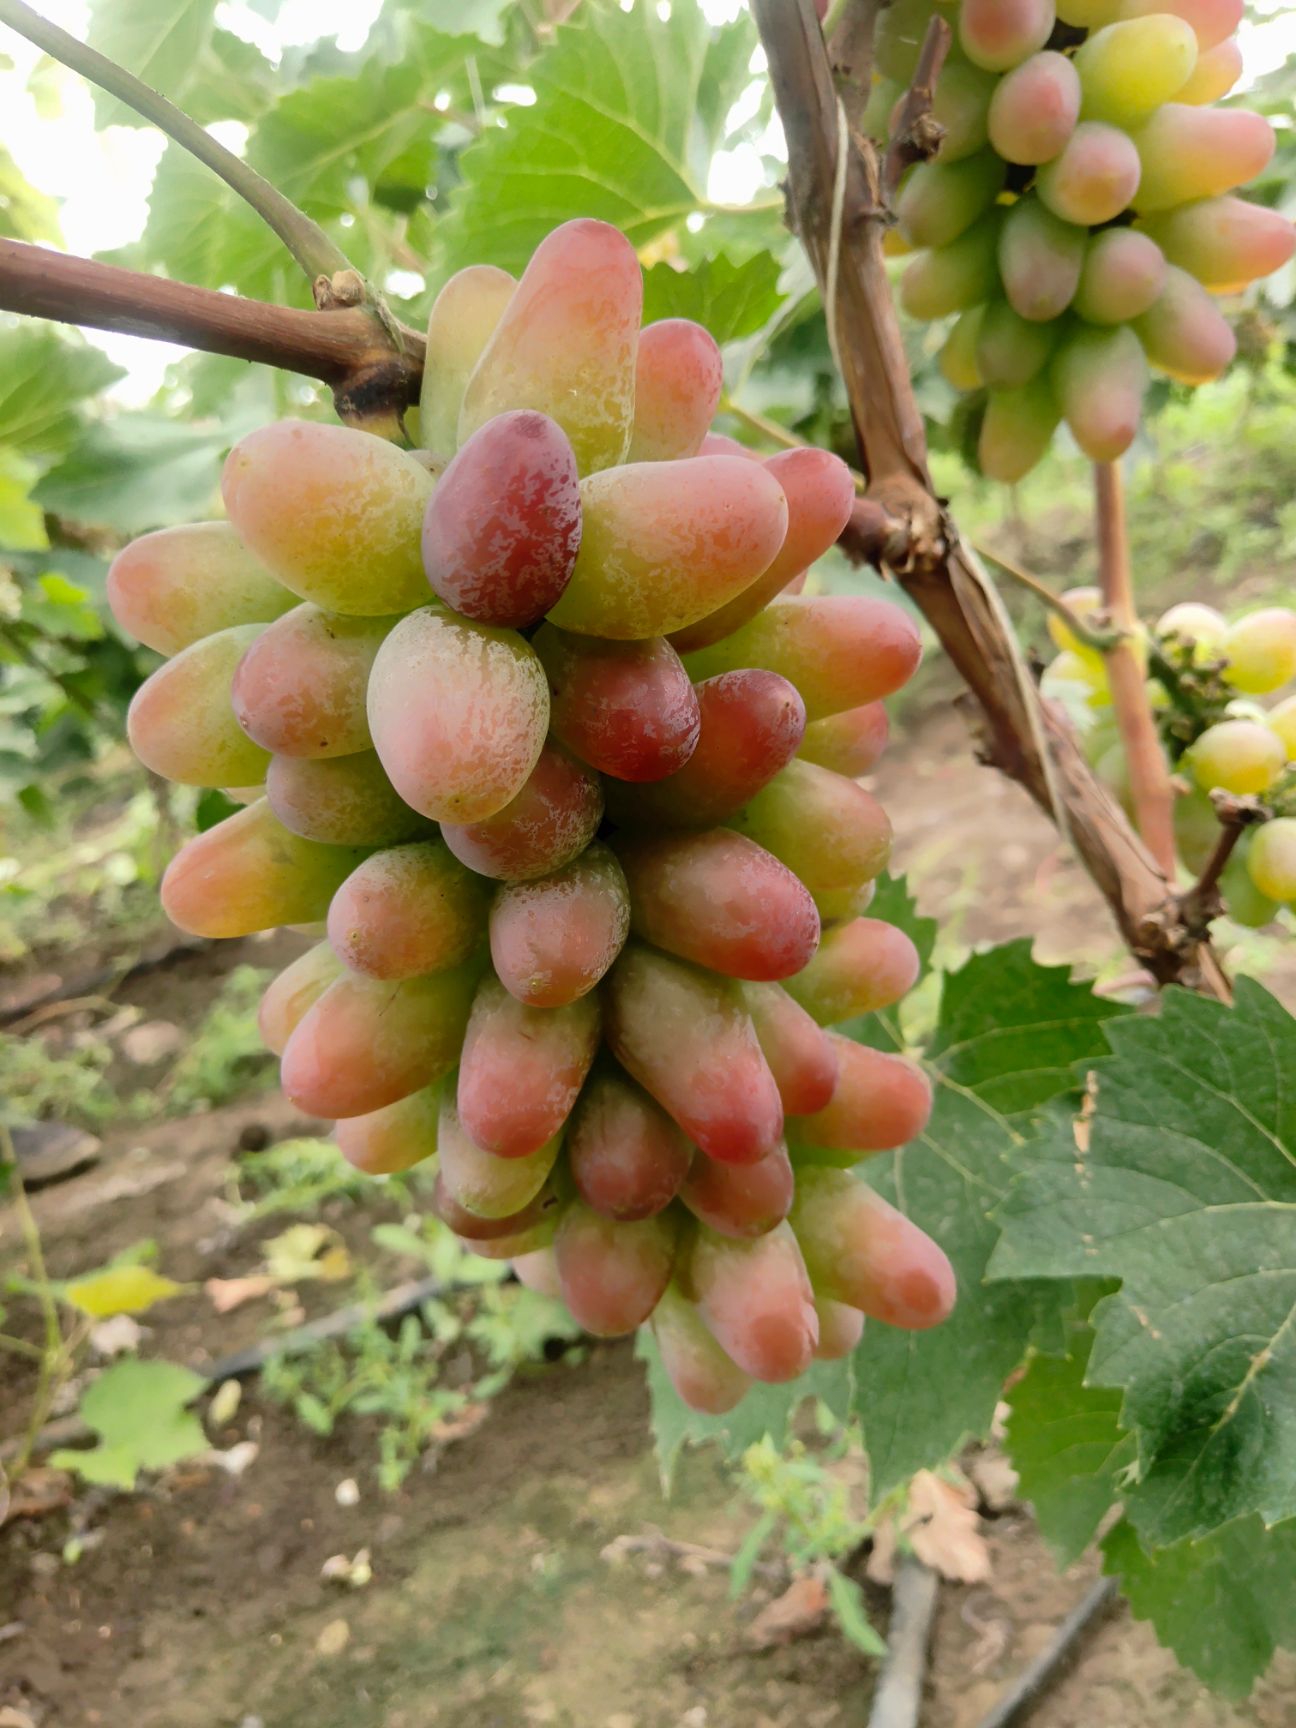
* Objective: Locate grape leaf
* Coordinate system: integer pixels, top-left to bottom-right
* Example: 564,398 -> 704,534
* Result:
0,329 -> 123,460
50,1359 -> 207,1490
990,979 -> 1296,1545
852,942 -> 1125,1503
641,252 -> 785,345
0,145 -> 61,245
1102,1514 -> 1296,1698
637,1328 -> 853,1493
87,0 -> 216,126
432,1 -> 757,276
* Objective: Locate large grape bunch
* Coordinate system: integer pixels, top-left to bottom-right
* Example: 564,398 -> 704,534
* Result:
107,219 -> 954,1413
873,0 -> 1296,480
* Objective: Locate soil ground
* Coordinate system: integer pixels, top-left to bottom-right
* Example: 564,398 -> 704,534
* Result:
3,716 -> 1294,1728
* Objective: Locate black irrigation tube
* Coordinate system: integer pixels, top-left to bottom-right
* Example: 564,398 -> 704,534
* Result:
973,1576 -> 1122,1728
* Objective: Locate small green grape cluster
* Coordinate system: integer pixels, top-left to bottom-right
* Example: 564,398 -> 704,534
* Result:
867,0 -> 1295,480
1042,594 -> 1296,919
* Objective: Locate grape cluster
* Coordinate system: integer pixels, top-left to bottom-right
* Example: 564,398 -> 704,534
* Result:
107,218 -> 955,1413
1042,593 -> 1296,916
871,0 -> 1295,479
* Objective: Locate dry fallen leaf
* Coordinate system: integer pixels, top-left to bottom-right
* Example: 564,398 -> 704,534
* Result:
745,1573 -> 829,1648
0,1466 -> 73,1526
868,1468 -> 992,1586
205,1275 -> 276,1314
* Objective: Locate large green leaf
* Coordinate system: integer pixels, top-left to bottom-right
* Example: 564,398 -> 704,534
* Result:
641,252 -> 785,345
852,943 -> 1125,1502
87,0 -> 217,125
991,979 -> 1296,1545
0,329 -> 122,460
1103,1515 -> 1296,1698
0,146 -> 61,245
431,0 -> 758,277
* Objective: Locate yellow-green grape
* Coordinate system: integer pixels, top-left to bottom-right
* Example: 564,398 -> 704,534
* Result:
1173,784 -> 1222,875
940,306 -> 986,390
1051,324 -> 1147,462
1223,840 -> 1281,926
925,60 -> 998,162
896,152 -> 1005,250
1117,0 -> 1243,52
1247,818 -> 1296,903
999,198 -> 1087,322
875,0 -> 945,81
987,51 -> 1081,166
1036,122 -> 1142,227
1048,585 -> 1104,657
1176,37 -> 1244,104
1074,17 -> 1199,127
1222,609 -> 1296,696
1266,694 -> 1296,759
976,301 -> 1057,387
419,264 -> 516,458
1043,647 -> 1110,709
1074,229 -> 1168,324
1056,0 -> 1123,21
1139,197 -> 1296,295
1135,266 -> 1237,384
959,0 -> 1055,73
862,75 -> 905,142
979,377 -> 1061,482
106,522 -> 293,656
1156,600 -> 1228,661
900,216 -> 1003,319
1189,719 -> 1286,795
1130,105 -> 1275,214
127,624 -> 271,788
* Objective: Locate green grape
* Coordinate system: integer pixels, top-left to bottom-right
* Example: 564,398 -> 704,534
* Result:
1139,196 -> 1296,295
1036,122 -> 1142,227
897,152 -> 1004,250
728,760 -> 892,898
1073,229 -> 1168,324
1048,585 -> 1104,658
1246,818 -> 1296,904
1118,0 -> 1242,52
924,59 -> 998,162
1052,324 -> 1148,462
1156,601 -> 1228,660
979,376 -> 1061,482
976,300 -> 1057,387
1055,0 -> 1123,22
900,214 -> 1003,319
1074,17 -> 1199,127
940,305 -> 986,390
875,0 -> 945,81
1173,785 -> 1223,876
1189,718 -> 1286,795
1266,694 -> 1296,759
1222,609 -> 1296,695
783,917 -> 920,1025
1135,265 -> 1236,384
987,52 -> 1082,166
1130,104 -> 1274,213
999,198 -> 1087,322
1223,840 -> 1280,927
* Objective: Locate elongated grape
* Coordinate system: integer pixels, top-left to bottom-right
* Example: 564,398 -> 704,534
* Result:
628,319 -> 724,463
1052,324 -> 1147,462
1118,0 -> 1242,51
618,831 -> 820,982
266,751 -> 426,847
368,606 -> 548,823
681,1140 -> 795,1240
512,1246 -> 563,1298
798,703 -> 889,777
1189,719 -> 1285,795
604,945 -> 784,1165
813,881 -> 878,925
923,58 -> 997,163
258,941 -> 345,1057
784,917 -> 920,1025
1247,819 -> 1296,904
546,457 -> 789,639
688,1221 -> 818,1383
421,410 -> 581,627
459,218 -> 642,474
441,743 -> 603,882
787,1035 -> 933,1158
1135,266 -> 1236,384
1036,122 -> 1141,227
1222,609 -> 1296,695
489,844 -> 630,1007
814,1298 -> 865,1361
107,522 -> 292,655
651,1282 -> 751,1414
535,624 -> 700,783
1139,197 -> 1295,295
739,982 -> 840,1117
1074,17 -> 1198,125
336,1085 -> 440,1175
457,976 -> 600,1157
438,1092 -> 559,1220
161,800 -> 367,938
790,1168 -> 956,1329
555,1202 -> 678,1336
729,761 -> 892,897
1074,228 -> 1168,323
419,263 -> 516,458
606,671 -> 806,830
231,603 -> 391,760
987,51 -> 1081,165
1176,35 -> 1243,104
979,377 -> 1060,482
999,198 -> 1086,322
221,421 -> 434,615
959,0 -> 1054,70
128,624 -> 270,788
281,961 -> 479,1119
897,152 -> 1004,250
900,216 -> 1003,319
670,447 -> 858,652
435,1174 -> 558,1244
1130,106 -> 1274,214
567,1070 -> 691,1220
975,301 -> 1057,388
940,306 -> 985,391
683,596 -> 922,721
875,0 -> 942,81
326,841 -> 489,980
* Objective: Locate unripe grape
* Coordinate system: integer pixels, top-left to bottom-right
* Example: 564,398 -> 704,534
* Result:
1246,819 -> 1296,904
258,942 -> 344,1057
326,841 -> 489,980
489,844 -> 630,1007
975,301 -> 1057,388
1052,324 -> 1147,463
107,522 -> 292,655
1074,17 -> 1199,127
628,319 -> 724,463
729,760 -> 892,897
419,264 -> 515,458
783,916 -> 921,1025
458,976 -> 600,1158
221,421 -> 434,616
987,52 -> 1082,166
441,742 -> 604,882
265,751 -> 426,848
1156,601 -> 1228,659
368,606 -> 549,823
959,0 -> 1055,72
460,218 -> 642,474
1266,695 -> 1296,760
1222,609 -> 1296,695
787,1035 -> 933,1157
567,1071 -> 691,1221
923,59 -> 998,163
999,198 -> 1087,323
1189,719 -> 1286,795
1176,36 -> 1243,104
438,1092 -> 559,1221
897,152 -> 1004,250
798,702 -> 889,777
1172,785 -> 1222,876
979,377 -> 1060,483
1036,122 -> 1142,227
1221,841 -> 1281,928
231,604 -> 391,760
1130,105 -> 1274,214
1117,0 -> 1242,51
651,1283 -> 751,1414
128,624 -> 271,788
681,1141 -> 796,1240
1139,197 -> 1296,295
863,74 -> 906,142
1135,266 -> 1237,384
901,216 -> 1003,319
1056,0 -> 1123,20
940,306 -> 985,391
1048,587 -> 1104,659
790,1168 -> 956,1329
687,1221 -> 819,1382
336,1086 -> 440,1176
875,0 -> 944,81
1073,228 -> 1167,324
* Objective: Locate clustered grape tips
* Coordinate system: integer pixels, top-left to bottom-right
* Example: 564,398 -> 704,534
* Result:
107,216 -> 955,1414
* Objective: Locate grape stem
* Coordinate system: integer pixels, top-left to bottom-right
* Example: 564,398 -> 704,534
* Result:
972,544 -> 1125,655
1177,795 -> 1269,936
882,15 -> 952,201
1093,461 -> 1178,877
0,0 -> 352,294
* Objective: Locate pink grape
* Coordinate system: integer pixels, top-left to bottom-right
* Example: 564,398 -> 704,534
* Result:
798,702 -> 889,777
740,982 -> 841,1117
999,198 -> 1087,322
959,0 -> 1055,72
488,844 -> 631,1007
336,1086 -> 440,1176
441,742 -> 603,882
987,52 -> 1081,165
628,319 -> 724,463
265,750 -> 427,847
258,942 -> 344,1057
326,841 -> 489,980
107,521 -> 292,655
1036,122 -> 1141,227
1139,197 -> 1296,295
681,1140 -> 795,1239
788,1035 -> 933,1158
457,975 -> 600,1157
567,1069 -> 691,1221
651,1283 -> 751,1413
438,1091 -> 559,1220
814,1297 -> 866,1360
231,603 -> 391,760
1177,36 -> 1244,104
1135,266 -> 1237,384
790,1168 -> 956,1330
729,760 -> 892,897
784,917 -> 921,1025
128,623 -> 270,788
1074,228 -> 1168,323
555,1202 -> 678,1336
1131,105 -> 1275,213
687,1221 -> 819,1383
535,623 -> 701,783
419,263 -> 515,458
1052,324 -> 1148,462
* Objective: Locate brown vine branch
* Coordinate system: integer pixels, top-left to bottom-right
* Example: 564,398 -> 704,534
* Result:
881,14 -> 951,200
750,0 -> 1229,998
